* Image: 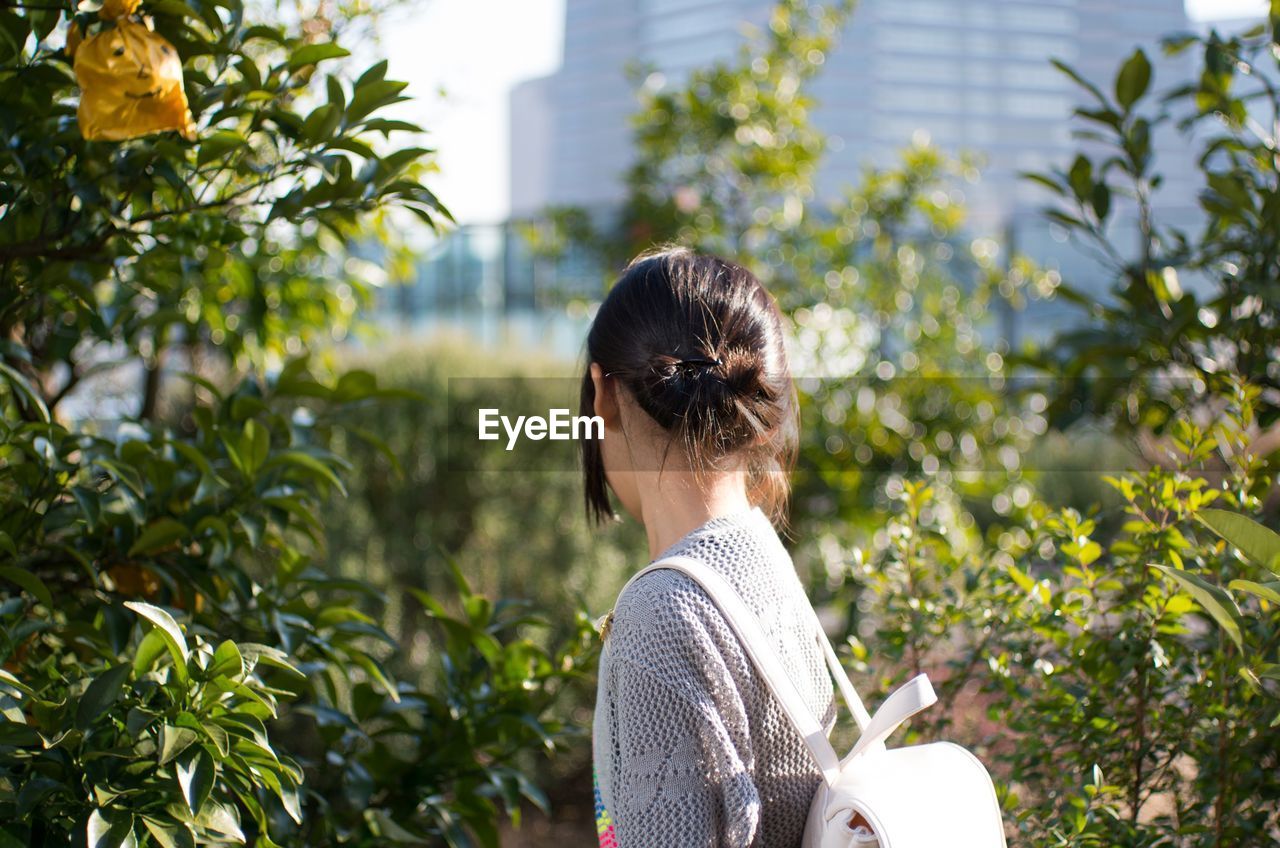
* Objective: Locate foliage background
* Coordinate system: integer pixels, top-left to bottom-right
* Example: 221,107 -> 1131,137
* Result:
2,0 -> 1279,846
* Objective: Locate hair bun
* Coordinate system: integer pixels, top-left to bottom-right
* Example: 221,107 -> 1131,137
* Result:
640,346 -> 776,452
716,346 -> 769,402
581,247 -> 798,524
648,352 -> 723,382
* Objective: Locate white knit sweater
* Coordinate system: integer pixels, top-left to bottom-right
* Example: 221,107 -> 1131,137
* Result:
593,506 -> 835,847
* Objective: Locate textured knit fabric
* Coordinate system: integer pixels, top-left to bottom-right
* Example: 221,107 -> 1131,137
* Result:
593,506 -> 836,848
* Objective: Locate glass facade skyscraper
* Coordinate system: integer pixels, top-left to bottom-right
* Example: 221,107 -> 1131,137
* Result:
510,0 -> 1199,230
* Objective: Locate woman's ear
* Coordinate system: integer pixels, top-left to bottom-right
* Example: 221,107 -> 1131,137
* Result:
590,363 -> 620,429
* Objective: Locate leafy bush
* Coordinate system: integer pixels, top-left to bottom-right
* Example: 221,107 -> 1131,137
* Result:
1025,27 -> 1280,429
999,388 -> 1277,844
281,561 -> 597,847
0,0 -> 588,844
1,363 -> 388,844
841,383 -> 1280,846
1,596 -> 305,848
0,355 -> 594,846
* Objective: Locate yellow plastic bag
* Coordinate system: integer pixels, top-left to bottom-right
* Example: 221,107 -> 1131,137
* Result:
74,19 -> 195,141
98,0 -> 142,19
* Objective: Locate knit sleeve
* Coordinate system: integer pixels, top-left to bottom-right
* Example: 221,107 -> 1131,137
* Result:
601,583 -> 764,848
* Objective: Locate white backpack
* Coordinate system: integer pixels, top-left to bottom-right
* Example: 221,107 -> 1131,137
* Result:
627,555 -> 1008,848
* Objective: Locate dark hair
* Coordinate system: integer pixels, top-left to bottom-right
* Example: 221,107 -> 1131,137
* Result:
580,246 -> 798,525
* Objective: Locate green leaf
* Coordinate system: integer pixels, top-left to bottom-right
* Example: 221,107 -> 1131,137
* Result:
365,809 -> 427,843
16,776 -> 62,817
1115,48 -> 1152,110
0,566 -> 53,609
302,103 -> 343,142
1154,565 -> 1243,649
75,664 -> 131,730
217,712 -> 270,749
173,371 -> 225,402
334,369 -> 378,400
239,643 -> 305,678
87,810 -> 137,848
209,641 -> 244,680
262,450 -> 347,495
0,362 -> 50,423
202,721 -> 231,758
0,721 -> 40,746
346,79 -> 409,124
277,775 -> 303,825
125,602 -> 189,681
196,131 -> 247,166
287,42 -> 350,70
1198,508 -> 1280,573
90,461 -> 143,502
1228,579 -> 1280,606
353,653 -> 400,703
1067,155 -> 1093,200
128,518 -> 188,557
219,431 -> 247,477
196,803 -> 245,843
134,629 -> 170,677
1073,107 -> 1123,129
141,817 -> 195,848
239,419 -> 270,475
1090,182 -> 1110,221
1006,562 -> 1036,595
513,769 -> 550,814
159,725 -> 199,765
326,74 -> 346,111
1239,666 -> 1263,693
355,58 -> 388,89
71,485 -> 102,526
1051,58 -> 1107,104
0,669 -> 32,697
361,118 -> 424,135
175,747 -> 215,816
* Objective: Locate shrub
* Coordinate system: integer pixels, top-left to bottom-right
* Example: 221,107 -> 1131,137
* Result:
837,383 -> 1279,846
0,0 -> 586,842
0,356 -> 596,846
1025,28 -> 1280,429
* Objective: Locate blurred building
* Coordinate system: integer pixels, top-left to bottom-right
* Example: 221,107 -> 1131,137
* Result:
379,3 -> 1263,358
509,76 -> 557,220
509,0 -> 774,218
367,223 -> 597,358
510,0 -> 1200,228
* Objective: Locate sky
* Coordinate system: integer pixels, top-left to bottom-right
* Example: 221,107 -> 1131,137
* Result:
376,0 -> 1269,226
377,0 -> 566,226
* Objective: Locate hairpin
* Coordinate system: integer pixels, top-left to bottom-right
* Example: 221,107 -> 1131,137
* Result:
677,356 -> 722,368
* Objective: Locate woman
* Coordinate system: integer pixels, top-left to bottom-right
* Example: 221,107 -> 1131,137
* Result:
583,247 -> 835,848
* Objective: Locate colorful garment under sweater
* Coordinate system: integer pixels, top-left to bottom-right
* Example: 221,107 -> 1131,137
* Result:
594,768 -> 617,847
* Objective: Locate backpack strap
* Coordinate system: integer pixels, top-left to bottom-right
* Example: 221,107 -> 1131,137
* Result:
620,554 -> 876,786
842,673 -> 936,764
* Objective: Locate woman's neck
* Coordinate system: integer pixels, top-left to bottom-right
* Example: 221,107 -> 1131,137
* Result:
637,468 -> 753,560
